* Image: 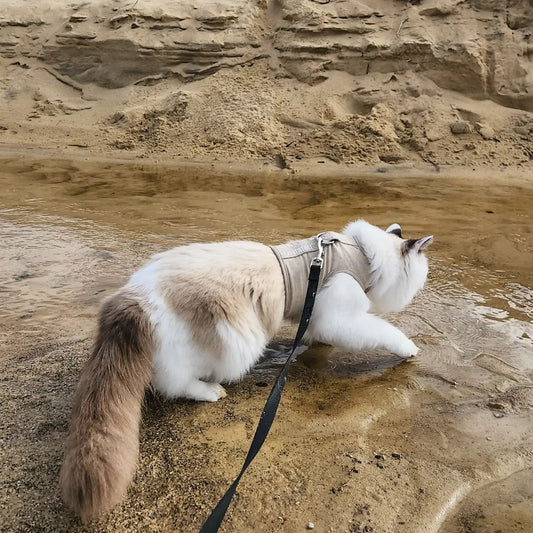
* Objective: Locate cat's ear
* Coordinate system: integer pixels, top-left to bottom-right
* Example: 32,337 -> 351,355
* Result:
405,236 -> 433,254
386,223 -> 402,238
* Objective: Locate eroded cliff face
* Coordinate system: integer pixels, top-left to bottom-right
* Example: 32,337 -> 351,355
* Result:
0,0 -> 531,167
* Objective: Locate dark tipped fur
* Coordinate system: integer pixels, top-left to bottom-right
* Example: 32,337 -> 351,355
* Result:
402,239 -> 419,255
60,291 -> 153,521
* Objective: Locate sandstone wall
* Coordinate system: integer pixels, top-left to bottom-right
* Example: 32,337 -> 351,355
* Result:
0,0 -> 531,167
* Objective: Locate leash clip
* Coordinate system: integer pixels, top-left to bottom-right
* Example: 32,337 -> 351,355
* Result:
311,232 -> 336,266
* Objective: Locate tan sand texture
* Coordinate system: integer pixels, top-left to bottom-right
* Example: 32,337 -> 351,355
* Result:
0,0 -> 531,169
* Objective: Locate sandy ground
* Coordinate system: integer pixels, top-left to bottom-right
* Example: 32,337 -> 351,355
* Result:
0,1 -> 531,173
1,156 -> 532,533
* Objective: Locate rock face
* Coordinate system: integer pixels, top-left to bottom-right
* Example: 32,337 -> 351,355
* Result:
2,0 -> 530,105
0,0 -> 531,167
274,0 -> 532,111
40,3 -> 265,89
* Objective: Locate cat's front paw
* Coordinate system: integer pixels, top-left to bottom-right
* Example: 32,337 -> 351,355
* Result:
394,339 -> 419,358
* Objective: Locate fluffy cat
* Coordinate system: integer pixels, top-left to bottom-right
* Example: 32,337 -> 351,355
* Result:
60,220 -> 432,520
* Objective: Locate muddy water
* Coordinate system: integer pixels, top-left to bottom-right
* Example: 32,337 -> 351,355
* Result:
1,156 -> 532,533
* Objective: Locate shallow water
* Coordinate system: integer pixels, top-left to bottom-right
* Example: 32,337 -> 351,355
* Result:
1,156 -> 532,532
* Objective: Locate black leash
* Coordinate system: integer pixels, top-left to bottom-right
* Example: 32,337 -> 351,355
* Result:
199,234 -> 332,533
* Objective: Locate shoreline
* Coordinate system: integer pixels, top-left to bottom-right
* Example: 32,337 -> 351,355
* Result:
1,143 -> 532,183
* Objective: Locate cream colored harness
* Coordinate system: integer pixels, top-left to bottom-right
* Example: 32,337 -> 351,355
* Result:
270,231 -> 371,320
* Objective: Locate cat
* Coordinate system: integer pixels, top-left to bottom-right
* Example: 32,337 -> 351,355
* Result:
60,219 -> 433,521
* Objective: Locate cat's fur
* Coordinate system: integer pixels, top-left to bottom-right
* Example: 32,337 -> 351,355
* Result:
60,220 -> 432,520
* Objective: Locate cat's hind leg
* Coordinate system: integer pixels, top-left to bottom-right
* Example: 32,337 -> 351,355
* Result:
166,377 -> 227,403
150,303 -> 273,400
151,315 -> 228,402
152,348 -> 228,402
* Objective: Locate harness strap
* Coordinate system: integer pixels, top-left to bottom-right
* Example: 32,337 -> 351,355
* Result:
199,238 -> 328,533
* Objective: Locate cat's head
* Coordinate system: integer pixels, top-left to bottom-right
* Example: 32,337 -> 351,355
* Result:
343,220 -> 433,313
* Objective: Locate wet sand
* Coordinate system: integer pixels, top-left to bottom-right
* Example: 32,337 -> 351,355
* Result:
1,156 -> 532,532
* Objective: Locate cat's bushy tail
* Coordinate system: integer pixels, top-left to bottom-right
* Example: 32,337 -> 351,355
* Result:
60,290 -> 153,521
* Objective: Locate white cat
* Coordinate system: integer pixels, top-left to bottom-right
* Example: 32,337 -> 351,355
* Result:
60,220 -> 432,520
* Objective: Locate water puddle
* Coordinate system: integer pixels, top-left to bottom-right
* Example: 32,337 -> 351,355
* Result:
1,156 -> 532,532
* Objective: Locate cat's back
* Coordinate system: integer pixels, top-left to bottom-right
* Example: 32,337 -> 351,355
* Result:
153,240 -> 274,272
127,240 -> 285,333
128,240 -> 279,289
